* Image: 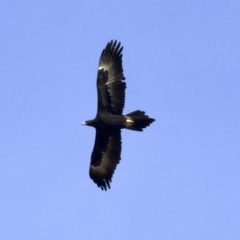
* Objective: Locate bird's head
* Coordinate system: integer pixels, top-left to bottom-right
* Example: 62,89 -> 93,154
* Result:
82,119 -> 95,127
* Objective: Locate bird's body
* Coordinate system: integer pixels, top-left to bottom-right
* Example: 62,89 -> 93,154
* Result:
84,113 -> 126,129
83,40 -> 155,190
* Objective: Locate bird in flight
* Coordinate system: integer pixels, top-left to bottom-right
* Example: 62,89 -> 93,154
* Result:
83,40 -> 155,190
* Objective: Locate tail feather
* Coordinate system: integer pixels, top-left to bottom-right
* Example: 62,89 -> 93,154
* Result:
125,110 -> 155,131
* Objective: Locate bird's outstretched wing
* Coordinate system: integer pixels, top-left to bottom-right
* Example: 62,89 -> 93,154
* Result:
89,129 -> 122,190
97,40 -> 126,115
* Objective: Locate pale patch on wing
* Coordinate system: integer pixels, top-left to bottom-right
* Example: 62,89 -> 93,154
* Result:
90,152 -> 110,175
98,65 -> 106,70
98,64 -> 115,85
98,56 -> 113,69
90,163 -> 107,175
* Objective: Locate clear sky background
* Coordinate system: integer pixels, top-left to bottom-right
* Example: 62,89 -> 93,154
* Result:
1,1 -> 240,239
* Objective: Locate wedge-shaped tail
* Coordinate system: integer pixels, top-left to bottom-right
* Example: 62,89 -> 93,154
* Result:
125,110 -> 155,131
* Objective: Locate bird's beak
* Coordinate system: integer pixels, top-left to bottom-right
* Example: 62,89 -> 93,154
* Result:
82,122 -> 87,126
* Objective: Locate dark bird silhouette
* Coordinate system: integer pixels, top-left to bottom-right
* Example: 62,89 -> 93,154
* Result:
83,40 -> 155,190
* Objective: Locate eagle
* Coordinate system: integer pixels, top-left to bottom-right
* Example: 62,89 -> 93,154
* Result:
83,40 -> 155,190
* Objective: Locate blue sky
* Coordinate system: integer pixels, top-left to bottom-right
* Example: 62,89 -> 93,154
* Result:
1,1 -> 240,239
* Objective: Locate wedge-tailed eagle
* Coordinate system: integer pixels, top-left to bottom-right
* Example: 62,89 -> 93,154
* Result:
83,40 -> 155,190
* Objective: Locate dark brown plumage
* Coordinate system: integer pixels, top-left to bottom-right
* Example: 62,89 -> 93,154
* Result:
83,40 -> 155,190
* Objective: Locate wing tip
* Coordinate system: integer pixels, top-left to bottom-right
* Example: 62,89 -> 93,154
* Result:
89,166 -> 112,191
99,40 -> 124,64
